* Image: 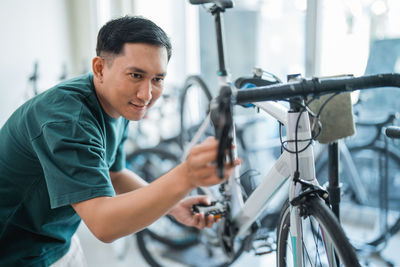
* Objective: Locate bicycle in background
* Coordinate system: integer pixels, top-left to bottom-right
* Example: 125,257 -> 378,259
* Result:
315,111 -> 400,266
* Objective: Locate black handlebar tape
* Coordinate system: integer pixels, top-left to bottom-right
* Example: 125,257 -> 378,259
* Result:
235,73 -> 400,104
385,126 -> 400,139
189,0 -> 212,4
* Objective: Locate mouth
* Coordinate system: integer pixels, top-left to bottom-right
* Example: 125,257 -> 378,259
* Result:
129,101 -> 147,111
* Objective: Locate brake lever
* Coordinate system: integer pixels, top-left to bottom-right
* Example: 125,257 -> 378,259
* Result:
210,85 -> 234,178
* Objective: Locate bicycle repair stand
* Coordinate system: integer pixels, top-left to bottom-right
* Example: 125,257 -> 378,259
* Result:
328,142 -> 341,220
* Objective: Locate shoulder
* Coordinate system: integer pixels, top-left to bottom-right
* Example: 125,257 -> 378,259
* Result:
22,73 -> 104,139
41,74 -> 100,120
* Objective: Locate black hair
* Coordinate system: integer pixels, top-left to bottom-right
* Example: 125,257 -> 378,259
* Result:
96,16 -> 172,60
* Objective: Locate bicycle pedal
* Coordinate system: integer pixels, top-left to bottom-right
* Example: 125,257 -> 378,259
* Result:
192,201 -> 226,219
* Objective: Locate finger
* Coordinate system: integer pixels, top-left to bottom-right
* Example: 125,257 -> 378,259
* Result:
189,150 -> 218,168
223,167 -> 235,180
206,214 -> 214,228
193,213 -> 201,227
196,213 -> 206,229
234,158 -> 242,166
190,139 -> 218,154
190,165 -> 218,179
223,158 -> 241,168
203,136 -> 217,144
199,158 -> 242,181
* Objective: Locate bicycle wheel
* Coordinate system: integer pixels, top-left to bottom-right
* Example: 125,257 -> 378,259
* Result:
276,197 -> 360,266
315,144 -> 400,248
126,148 -> 200,249
126,148 -> 179,183
136,214 -> 245,267
180,75 -> 213,149
136,182 -> 247,267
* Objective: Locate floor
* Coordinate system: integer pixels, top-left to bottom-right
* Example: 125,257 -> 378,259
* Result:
77,223 -> 275,267
77,212 -> 400,267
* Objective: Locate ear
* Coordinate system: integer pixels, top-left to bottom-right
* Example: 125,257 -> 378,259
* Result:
92,56 -> 105,82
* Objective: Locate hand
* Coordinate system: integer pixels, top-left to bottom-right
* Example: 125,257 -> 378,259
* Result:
168,195 -> 219,229
183,137 -> 241,188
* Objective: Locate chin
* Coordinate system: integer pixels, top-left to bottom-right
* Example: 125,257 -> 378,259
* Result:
124,113 -> 146,121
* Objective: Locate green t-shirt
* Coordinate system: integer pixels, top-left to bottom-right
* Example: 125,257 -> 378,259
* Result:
0,73 -> 129,266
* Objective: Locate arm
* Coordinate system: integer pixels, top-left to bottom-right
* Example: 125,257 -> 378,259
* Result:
109,168 -> 148,194
72,138 -> 239,243
111,162 -> 216,229
110,162 -> 217,229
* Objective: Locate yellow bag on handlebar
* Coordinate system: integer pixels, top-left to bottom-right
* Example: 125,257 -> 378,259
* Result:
309,92 -> 355,144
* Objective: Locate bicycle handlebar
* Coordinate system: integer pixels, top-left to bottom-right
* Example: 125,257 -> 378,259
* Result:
385,126 -> 400,139
235,73 -> 400,104
212,73 -> 400,178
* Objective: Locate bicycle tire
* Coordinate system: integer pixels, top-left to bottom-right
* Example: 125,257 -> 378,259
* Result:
126,148 -> 200,249
276,197 -> 360,266
315,143 -> 400,248
136,184 -> 247,267
126,148 -> 179,183
136,220 -> 245,267
179,75 -> 213,149
136,229 -> 191,267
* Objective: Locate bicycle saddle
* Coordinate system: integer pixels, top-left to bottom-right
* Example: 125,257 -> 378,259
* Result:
189,0 -> 234,9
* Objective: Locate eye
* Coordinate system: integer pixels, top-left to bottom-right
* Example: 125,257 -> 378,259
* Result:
130,73 -> 143,79
153,77 -> 164,83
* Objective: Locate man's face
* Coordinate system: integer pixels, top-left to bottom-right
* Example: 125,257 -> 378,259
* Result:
96,43 -> 168,121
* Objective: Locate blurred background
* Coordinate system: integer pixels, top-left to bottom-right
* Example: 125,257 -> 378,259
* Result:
2,0 -> 400,127
2,0 -> 400,266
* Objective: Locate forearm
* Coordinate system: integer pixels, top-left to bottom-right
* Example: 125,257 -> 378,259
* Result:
110,168 -> 148,194
73,138 -> 236,243
73,163 -> 194,242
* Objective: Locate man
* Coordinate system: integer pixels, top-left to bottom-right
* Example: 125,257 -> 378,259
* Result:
0,16 -> 238,266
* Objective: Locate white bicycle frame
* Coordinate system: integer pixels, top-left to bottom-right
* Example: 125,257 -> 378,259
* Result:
233,100 -> 318,266
183,95 -> 322,267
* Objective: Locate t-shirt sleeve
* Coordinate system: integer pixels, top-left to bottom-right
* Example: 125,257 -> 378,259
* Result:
109,121 -> 129,172
31,121 -> 115,209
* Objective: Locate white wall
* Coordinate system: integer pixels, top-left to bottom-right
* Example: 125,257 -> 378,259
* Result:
0,0 -> 198,127
0,0 -> 73,126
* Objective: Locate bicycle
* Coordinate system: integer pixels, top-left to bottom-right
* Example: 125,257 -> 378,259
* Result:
137,74 -> 400,266
130,102 -> 283,266
131,0 -> 372,265
314,112 -> 400,265
133,0 -> 288,263
204,72 -> 400,267
185,72 -> 400,267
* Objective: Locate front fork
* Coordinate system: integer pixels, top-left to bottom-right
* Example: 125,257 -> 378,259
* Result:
289,183 -> 304,267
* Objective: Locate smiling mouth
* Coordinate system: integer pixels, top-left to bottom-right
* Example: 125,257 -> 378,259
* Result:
129,102 -> 147,111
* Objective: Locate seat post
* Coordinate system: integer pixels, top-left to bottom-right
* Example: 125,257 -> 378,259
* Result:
211,7 -> 228,77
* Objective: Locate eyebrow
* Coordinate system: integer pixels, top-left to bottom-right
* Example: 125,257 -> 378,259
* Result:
126,66 -> 166,77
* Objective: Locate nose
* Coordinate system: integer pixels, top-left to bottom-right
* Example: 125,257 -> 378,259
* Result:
136,80 -> 152,104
